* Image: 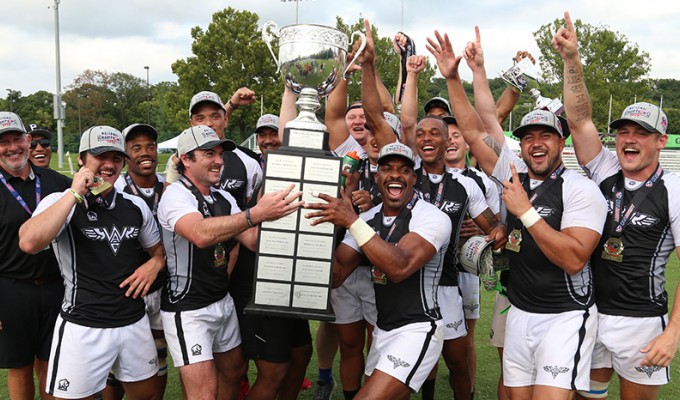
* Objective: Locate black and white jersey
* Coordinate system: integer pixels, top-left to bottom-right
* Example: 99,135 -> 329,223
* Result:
219,148 -> 262,209
492,141 -> 607,313
343,199 -> 451,331
414,163 -> 488,286
583,147 -> 680,317
357,159 -> 381,207
34,188 -> 160,328
447,166 -> 501,215
0,166 -> 71,280
158,182 -> 240,312
332,135 -> 366,159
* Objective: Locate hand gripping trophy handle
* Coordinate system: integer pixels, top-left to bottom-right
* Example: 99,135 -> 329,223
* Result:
262,21 -> 280,73
343,31 -> 366,79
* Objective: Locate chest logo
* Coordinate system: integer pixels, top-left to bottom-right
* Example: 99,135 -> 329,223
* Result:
440,200 -> 462,214
220,179 -> 245,191
81,225 -> 140,255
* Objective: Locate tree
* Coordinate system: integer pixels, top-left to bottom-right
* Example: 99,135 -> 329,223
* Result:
534,17 -> 652,132
172,7 -> 282,142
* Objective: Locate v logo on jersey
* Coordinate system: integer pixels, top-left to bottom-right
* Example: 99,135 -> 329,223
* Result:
387,355 -> 411,369
220,179 -> 244,191
535,206 -> 555,218
440,200 -> 462,214
606,200 -> 660,228
635,365 -> 662,378
543,365 -> 570,379
446,319 -> 464,331
81,225 -> 140,255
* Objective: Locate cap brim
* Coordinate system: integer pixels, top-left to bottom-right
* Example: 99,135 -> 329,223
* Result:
88,147 -> 130,159
377,153 -> 415,168
512,123 -> 562,139
196,139 -> 236,152
124,124 -> 158,141
556,116 -> 570,139
609,118 -> 662,134
0,127 -> 27,135
255,124 -> 279,133
190,100 -> 227,115
28,129 -> 52,140
442,116 -> 458,126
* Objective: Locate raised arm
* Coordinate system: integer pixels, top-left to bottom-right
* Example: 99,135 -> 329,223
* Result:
400,55 -> 426,151
278,87 -> 297,144
325,61 -> 355,151
225,87 -> 257,126
553,11 -> 602,164
426,30 -> 500,177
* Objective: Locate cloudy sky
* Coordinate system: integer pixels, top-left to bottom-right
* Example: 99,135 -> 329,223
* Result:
2,0 -> 678,99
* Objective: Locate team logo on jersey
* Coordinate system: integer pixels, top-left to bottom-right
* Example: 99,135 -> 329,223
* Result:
606,200 -> 660,228
464,303 -> 480,313
87,211 -> 98,221
80,225 -> 140,255
387,355 -> 411,369
543,365 -> 570,379
220,179 -> 245,191
534,206 -> 555,218
440,200 -> 462,214
446,319 -> 464,331
635,365 -> 662,378
149,356 -> 159,366
58,379 -> 70,391
191,344 -> 202,356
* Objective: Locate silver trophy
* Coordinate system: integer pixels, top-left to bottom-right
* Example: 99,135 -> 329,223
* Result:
529,88 -> 564,115
263,22 -> 365,151
499,57 -> 540,92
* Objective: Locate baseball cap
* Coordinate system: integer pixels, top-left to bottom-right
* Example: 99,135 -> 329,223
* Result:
442,116 -> 458,126
26,124 -> 52,140
122,123 -> 158,142
512,109 -> 564,139
189,91 -> 226,116
0,112 -> 27,135
346,101 -> 363,113
424,97 -> 452,115
610,102 -> 668,135
255,114 -> 280,133
377,142 -> 415,168
177,125 -> 236,157
364,112 -> 403,139
79,126 -> 129,158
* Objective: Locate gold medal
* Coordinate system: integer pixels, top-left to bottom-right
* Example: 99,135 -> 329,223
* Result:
214,243 -> 227,268
601,237 -> 624,262
505,229 -> 522,253
371,266 -> 387,285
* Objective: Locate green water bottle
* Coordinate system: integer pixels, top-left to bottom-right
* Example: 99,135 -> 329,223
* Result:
339,150 -> 360,188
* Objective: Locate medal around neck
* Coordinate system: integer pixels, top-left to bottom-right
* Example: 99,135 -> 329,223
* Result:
601,237 -> 624,262
89,177 -> 112,196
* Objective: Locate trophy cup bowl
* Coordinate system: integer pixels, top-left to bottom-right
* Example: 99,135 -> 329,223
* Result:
500,57 -> 540,92
263,22 -> 365,150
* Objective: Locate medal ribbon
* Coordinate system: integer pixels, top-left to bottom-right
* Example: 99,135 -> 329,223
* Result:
0,171 -> 40,215
610,164 -> 663,238
125,173 -> 161,216
512,163 -> 566,229
419,168 -> 447,208
373,191 -> 419,242
179,176 -> 224,217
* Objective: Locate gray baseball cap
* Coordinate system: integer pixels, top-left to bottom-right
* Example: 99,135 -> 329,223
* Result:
0,112 -> 27,135
424,96 -> 452,115
512,109 -> 564,139
255,114 -> 280,133
122,123 -> 158,142
189,91 -> 227,116
377,142 -> 415,168
177,125 -> 235,157
79,126 -> 129,158
610,102 -> 668,135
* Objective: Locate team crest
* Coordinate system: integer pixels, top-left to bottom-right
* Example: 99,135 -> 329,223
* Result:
58,379 -> 70,391
87,211 -> 98,221
220,179 -> 244,191
440,200 -> 462,214
543,365 -> 569,379
464,304 -> 480,313
387,355 -> 410,369
80,225 -> 140,255
191,344 -> 202,356
446,319 -> 464,331
635,365 -> 662,378
534,206 -> 554,218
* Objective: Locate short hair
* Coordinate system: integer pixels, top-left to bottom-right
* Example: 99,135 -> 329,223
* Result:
177,151 -> 196,175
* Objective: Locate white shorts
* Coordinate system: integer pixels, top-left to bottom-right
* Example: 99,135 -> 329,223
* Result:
591,313 -> 670,385
331,266 -> 377,325
489,292 -> 510,348
503,305 -> 597,391
457,271 -> 481,319
46,315 -> 158,399
438,285 -> 468,340
145,288 -> 163,331
161,294 -> 241,367
365,320 -> 444,391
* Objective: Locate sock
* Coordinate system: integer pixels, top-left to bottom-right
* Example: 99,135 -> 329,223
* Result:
318,368 -> 333,383
421,378 -> 436,400
343,388 -> 360,400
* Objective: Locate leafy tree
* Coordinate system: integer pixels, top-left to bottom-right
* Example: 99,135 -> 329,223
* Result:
533,17 -> 652,132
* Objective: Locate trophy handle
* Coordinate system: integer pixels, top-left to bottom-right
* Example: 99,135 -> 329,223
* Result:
262,21 -> 280,73
343,31 -> 366,79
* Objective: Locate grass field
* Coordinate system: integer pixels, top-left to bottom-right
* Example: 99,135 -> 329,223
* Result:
2,156 -> 678,398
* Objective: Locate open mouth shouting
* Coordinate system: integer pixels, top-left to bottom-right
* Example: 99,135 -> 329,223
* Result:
385,179 -> 406,200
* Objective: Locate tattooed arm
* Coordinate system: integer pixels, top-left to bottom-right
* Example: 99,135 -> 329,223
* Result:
552,11 -> 602,165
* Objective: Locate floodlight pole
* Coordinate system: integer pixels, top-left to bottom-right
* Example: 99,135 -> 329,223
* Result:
54,0 -> 64,167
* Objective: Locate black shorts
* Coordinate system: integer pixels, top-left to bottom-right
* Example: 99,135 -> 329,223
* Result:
237,311 -> 312,363
0,276 -> 63,368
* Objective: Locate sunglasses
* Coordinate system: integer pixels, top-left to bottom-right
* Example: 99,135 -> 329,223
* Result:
30,139 -> 51,149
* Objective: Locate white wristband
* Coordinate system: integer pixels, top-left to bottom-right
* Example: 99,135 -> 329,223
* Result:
519,207 -> 541,228
349,218 -> 376,247
165,156 -> 180,183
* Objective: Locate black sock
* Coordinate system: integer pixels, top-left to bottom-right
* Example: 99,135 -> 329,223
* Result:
343,388 -> 360,400
421,378 -> 436,400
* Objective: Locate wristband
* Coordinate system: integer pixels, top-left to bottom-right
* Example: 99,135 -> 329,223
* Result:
228,100 -> 238,110
519,207 -> 541,228
165,156 -> 180,183
245,208 -> 254,227
348,218 -> 376,247
67,188 -> 83,204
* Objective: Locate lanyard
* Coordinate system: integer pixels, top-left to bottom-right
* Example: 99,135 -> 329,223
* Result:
419,167 -> 447,208
125,173 -> 161,216
179,176 -> 224,218
513,163 -> 565,229
373,192 -> 419,242
0,171 -> 40,215
610,164 -> 663,238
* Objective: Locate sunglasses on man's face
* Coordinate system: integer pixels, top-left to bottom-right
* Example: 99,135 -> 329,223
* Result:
30,139 -> 51,149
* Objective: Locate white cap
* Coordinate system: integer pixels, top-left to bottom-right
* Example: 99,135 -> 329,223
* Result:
189,91 -> 226,116
255,114 -> 280,133
79,126 -> 129,158
610,102 -> 668,135
176,125 -> 235,156
377,142 -> 415,167
512,109 -> 564,138
424,96 -> 452,115
0,112 -> 27,135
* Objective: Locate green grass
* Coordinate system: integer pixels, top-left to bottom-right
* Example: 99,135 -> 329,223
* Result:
4,159 -> 680,398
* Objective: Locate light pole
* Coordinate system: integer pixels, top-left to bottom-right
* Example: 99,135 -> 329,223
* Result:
144,66 -> 150,124
5,89 -> 12,113
53,0 -> 64,168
